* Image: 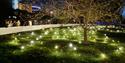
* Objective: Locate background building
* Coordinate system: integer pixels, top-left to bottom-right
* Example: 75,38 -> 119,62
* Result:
12,0 -> 32,13
18,3 -> 32,13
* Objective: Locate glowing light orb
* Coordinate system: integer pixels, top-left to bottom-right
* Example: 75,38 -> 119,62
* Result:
105,36 -> 109,39
48,20 -> 51,22
36,37 -> 39,40
44,31 -> 49,35
18,33 -> 21,36
106,29 -> 109,31
31,32 -> 35,35
118,46 -> 124,51
73,47 -> 77,50
114,46 -> 124,55
98,28 -> 101,30
50,11 -> 54,14
21,46 -> 25,50
100,53 -> 107,59
78,41 -> 82,44
39,35 -> 42,38
55,45 -> 59,49
30,40 -> 34,44
56,36 -> 59,39
40,41 -> 43,45
69,43 -> 73,48
112,40 -> 115,42
49,28 -> 53,31
116,30 -> 120,32
110,43 -> 118,46
67,27 -> 70,29
54,32 -> 58,35
104,34 -> 107,36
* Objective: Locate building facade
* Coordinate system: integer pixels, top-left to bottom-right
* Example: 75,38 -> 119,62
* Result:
18,3 -> 32,13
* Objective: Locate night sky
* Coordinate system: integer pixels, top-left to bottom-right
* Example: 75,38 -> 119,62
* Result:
0,0 -> 124,19
0,0 -> 13,19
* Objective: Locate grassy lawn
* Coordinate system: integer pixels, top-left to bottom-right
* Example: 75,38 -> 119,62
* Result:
0,26 -> 125,63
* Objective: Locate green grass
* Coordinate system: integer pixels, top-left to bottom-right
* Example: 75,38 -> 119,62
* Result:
0,26 -> 125,63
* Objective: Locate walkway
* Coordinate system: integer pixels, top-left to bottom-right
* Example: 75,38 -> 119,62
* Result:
0,24 -> 79,35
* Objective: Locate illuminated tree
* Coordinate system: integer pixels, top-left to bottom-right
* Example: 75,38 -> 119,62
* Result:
61,0 -> 123,43
32,0 -> 123,43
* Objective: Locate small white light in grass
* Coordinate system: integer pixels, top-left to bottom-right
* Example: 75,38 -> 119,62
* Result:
73,28 -> 76,31
56,36 -> 59,39
44,31 -> 49,35
78,41 -> 82,44
63,30 -> 66,33
106,29 -> 109,31
36,37 -> 39,40
21,46 -> 25,49
48,20 -> 51,22
50,28 -> 53,31
39,35 -> 42,38
118,46 -> 124,51
110,43 -> 118,46
69,43 -> 73,48
54,32 -> 57,35
30,40 -> 34,44
26,37 -> 29,39
112,26 -> 115,28
117,30 -> 120,32
73,32 -> 76,36
14,37 -> 18,40
102,41 -> 107,44
90,27 -> 93,29
100,53 -> 107,59
55,45 -> 59,49
91,31 -> 95,34
114,46 -> 124,55
73,47 -> 77,50
18,33 -> 21,36
117,41 -> 120,43
111,30 -> 113,32
93,39 -> 96,42
67,27 -> 70,29
41,42 -> 43,45
31,32 -> 35,35
105,36 -> 109,39
104,34 -> 107,36
98,28 -> 101,30
112,40 -> 115,42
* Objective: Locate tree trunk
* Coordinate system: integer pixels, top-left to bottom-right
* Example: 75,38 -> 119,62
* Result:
83,19 -> 88,44
79,16 -> 88,44
84,27 -> 88,43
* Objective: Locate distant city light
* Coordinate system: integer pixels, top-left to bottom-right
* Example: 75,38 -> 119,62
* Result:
50,11 -> 54,14
122,6 -> 125,18
32,6 -> 41,10
12,0 -> 19,9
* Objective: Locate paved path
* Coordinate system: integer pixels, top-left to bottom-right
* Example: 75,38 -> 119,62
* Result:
0,24 -> 79,35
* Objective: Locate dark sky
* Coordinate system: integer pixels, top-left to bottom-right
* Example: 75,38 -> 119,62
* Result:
0,0 -> 13,19
0,0 -> 124,19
